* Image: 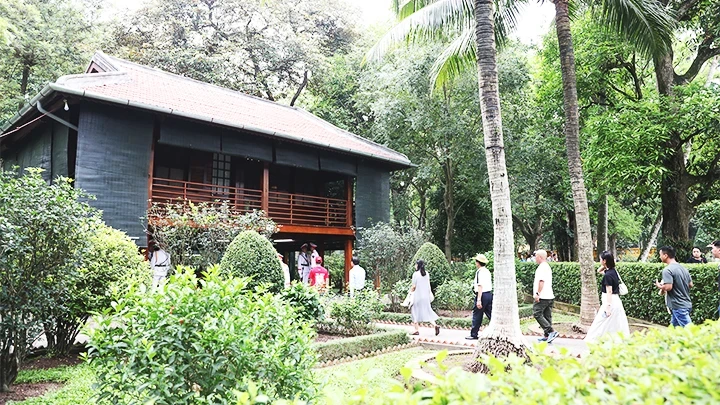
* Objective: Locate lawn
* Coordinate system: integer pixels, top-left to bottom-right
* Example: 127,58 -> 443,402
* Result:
315,347 -> 432,402
8,364 -> 95,405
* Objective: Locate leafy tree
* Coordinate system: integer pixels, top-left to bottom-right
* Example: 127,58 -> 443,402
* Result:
106,0 -> 357,102
0,0 -> 104,123
0,168 -> 97,391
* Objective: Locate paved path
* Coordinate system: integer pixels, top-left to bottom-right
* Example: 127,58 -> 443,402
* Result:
378,323 -> 589,357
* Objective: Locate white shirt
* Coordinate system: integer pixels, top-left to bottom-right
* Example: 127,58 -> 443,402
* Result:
311,250 -> 321,268
150,249 -> 171,277
533,262 -> 554,300
281,262 -> 290,288
297,252 -> 311,272
349,265 -> 366,293
474,266 -> 492,293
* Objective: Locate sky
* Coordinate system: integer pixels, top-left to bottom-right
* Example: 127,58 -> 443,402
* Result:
111,0 -> 555,46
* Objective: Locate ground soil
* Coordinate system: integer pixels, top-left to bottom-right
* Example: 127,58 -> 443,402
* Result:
425,354 -> 470,370
551,322 -> 649,337
315,332 -> 350,343
0,354 -> 82,405
436,309 -> 473,318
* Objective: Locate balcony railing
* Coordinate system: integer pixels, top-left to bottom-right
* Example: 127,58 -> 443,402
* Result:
150,178 -> 348,228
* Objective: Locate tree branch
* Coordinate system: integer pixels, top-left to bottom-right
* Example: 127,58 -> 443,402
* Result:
675,35 -> 720,85
289,70 -> 309,107
675,0 -> 701,21
608,82 -> 637,102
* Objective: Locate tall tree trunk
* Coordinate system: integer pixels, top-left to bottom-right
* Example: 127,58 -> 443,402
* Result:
553,0 -> 599,330
443,159 -> 454,260
468,0 -> 526,373
597,194 -> 608,258
609,233 -> 617,259
706,56 -> 718,87
639,213 -> 662,262
20,65 -> 30,96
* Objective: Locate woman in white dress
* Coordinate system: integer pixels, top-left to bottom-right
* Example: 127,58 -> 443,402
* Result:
585,251 -> 630,343
410,260 -> 440,336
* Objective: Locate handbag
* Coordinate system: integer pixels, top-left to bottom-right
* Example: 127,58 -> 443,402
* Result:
617,270 -> 628,296
401,291 -> 414,308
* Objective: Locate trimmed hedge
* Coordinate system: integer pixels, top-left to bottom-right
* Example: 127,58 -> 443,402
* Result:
516,261 -> 720,325
219,230 -> 284,293
409,242 -> 452,289
313,328 -> 409,362
376,305 -> 534,329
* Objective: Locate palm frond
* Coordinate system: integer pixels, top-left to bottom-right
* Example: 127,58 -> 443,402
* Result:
365,0 -> 474,64
429,25 -> 477,90
395,0 -> 441,19
596,0 -> 676,57
495,0 -> 526,48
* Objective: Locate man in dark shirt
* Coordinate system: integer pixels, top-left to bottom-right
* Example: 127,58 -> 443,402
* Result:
655,246 -> 693,327
709,240 -> 720,319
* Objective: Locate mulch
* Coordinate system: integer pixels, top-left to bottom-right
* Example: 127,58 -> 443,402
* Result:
315,332 -> 350,343
0,354 -> 82,405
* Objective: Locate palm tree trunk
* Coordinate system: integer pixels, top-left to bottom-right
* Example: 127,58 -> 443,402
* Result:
597,194 -> 608,259
553,0 -> 599,330
467,0 -> 526,373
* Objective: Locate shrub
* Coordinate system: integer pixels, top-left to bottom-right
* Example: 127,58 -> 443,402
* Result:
0,169 -> 98,391
323,251 -> 345,292
43,222 -> 148,356
280,282 -> 324,324
434,280 -> 473,311
219,230 -> 284,293
87,268 -> 316,403
388,279 -> 413,312
327,289 -> 384,335
408,242 -> 452,289
515,261 -> 720,325
147,201 -> 278,271
357,222 -> 426,292
313,329 -> 409,362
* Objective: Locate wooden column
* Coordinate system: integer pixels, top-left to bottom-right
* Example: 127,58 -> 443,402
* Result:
344,239 -> 353,286
345,176 -> 353,227
261,162 -> 269,213
146,120 -> 158,248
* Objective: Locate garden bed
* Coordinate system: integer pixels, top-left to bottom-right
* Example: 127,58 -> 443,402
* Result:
314,328 -> 411,365
0,382 -> 63,405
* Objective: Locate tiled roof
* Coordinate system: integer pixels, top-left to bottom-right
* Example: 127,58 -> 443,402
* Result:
54,52 -> 412,167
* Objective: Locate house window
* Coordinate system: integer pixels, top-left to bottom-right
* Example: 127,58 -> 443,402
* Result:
212,153 -> 231,195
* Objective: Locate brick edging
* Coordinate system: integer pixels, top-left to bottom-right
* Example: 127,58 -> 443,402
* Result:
377,320 -> 587,340
376,319 -> 468,331
315,342 -> 419,368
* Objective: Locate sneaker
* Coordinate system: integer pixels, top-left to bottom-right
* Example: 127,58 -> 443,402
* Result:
547,331 -> 559,343
537,336 -> 548,342
465,336 -> 479,340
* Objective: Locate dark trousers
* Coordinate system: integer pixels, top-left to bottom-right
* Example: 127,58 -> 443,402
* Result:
533,299 -> 554,336
470,291 -> 493,337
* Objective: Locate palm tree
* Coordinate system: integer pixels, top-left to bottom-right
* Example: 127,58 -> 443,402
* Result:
368,0 -> 674,331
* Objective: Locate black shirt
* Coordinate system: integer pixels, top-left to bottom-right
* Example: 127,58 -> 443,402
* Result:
601,268 -> 620,295
686,256 -> 707,264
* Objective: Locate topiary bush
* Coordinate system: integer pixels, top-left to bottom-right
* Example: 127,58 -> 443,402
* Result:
515,261 -> 720,325
219,230 -> 284,293
280,282 -> 324,324
408,242 -> 452,289
434,280 -> 473,311
87,267 -> 317,403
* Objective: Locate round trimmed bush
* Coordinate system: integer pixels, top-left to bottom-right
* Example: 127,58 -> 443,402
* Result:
88,268 -> 317,403
408,242 -> 452,289
219,230 -> 283,293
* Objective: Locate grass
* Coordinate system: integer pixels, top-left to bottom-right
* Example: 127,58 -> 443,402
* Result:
520,312 -> 580,334
315,347 -> 432,402
9,364 -> 95,405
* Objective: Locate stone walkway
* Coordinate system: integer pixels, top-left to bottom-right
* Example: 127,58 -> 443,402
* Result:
378,323 -> 589,357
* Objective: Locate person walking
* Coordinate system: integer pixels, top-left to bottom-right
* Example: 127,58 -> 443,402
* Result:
466,253 -> 493,340
686,247 -> 708,264
655,246 -> 694,327
149,243 -> 171,289
708,240 -> 720,318
533,250 -> 559,343
297,244 -> 311,284
584,251 -> 630,343
410,259 -> 440,336
278,253 -> 291,288
348,256 -> 366,297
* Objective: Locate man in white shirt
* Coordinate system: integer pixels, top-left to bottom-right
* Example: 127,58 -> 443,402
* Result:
348,256 -> 366,297
297,244 -> 311,284
533,250 -> 558,343
310,243 -> 321,269
466,254 -> 493,340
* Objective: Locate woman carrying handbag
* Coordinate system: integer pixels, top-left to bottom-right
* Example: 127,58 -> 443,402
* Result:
409,260 -> 440,336
584,251 -> 630,343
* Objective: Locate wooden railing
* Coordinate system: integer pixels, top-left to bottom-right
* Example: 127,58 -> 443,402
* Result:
151,178 -> 348,228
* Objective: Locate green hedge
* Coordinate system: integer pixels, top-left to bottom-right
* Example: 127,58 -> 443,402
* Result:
313,328 -> 409,362
376,305 -> 534,329
516,261 -> 719,325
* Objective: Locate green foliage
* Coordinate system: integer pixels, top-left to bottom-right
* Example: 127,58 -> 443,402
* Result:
148,201 -> 278,271
313,329 -> 409,363
357,222 -> 426,292
389,279 -> 413,312
376,305 -> 534,328
280,282 -> 324,324
693,199 -> 720,247
515,261 -> 720,325
434,280 -> 473,311
323,251 -> 345,292
0,168 -> 98,390
408,242 -> 452,289
11,364 -> 95,405
219,230 -> 284,293
326,289 -> 384,335
87,267 -> 317,403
